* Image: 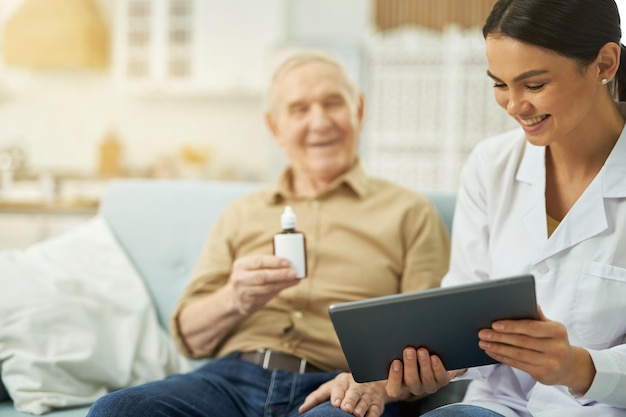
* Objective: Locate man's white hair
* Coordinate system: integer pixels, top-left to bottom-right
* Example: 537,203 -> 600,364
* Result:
266,50 -> 361,112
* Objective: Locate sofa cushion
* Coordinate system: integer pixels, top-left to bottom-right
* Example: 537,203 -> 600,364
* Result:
0,217 -> 189,415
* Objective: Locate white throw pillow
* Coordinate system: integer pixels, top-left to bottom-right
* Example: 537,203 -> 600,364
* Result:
0,216 -> 191,415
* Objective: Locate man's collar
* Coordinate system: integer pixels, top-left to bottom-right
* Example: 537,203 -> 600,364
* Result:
265,159 -> 368,204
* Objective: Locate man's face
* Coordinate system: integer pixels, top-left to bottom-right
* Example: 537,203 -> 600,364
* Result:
266,60 -> 364,182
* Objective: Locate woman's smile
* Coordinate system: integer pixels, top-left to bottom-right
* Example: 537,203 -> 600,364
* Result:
518,114 -> 550,133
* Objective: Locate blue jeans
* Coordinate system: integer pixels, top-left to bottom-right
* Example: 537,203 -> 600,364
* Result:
87,354 -> 404,417
422,404 -> 505,417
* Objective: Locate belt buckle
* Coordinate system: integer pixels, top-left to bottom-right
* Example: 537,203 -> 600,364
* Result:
298,357 -> 307,374
261,349 -> 271,369
259,349 -> 308,374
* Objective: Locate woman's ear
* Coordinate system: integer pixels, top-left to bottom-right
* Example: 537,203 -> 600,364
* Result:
597,42 -> 621,83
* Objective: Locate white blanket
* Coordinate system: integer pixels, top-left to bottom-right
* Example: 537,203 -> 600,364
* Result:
0,216 -> 190,415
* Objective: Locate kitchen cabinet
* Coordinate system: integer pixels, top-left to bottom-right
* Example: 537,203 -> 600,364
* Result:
112,0 -> 285,96
0,200 -> 97,250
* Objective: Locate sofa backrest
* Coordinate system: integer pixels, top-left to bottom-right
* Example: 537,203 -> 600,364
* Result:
425,192 -> 455,235
98,179 -> 260,328
98,179 -> 456,330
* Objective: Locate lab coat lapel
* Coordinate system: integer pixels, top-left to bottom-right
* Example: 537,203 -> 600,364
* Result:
514,105 -> 625,265
542,177 -> 607,260
537,124 -> 626,261
518,142 -> 549,251
517,141 -> 609,264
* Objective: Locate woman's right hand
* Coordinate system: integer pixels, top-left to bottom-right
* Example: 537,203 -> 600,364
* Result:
385,347 -> 463,399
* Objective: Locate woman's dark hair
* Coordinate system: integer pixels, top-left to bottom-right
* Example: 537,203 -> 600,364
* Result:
483,0 -> 626,101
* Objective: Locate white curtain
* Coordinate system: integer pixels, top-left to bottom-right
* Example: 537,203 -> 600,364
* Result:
361,26 -> 517,192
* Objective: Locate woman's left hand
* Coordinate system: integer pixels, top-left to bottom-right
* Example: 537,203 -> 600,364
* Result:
478,304 -> 595,394
298,372 -> 391,417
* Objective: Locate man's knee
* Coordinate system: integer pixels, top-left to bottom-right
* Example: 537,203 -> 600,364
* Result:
87,387 -> 166,417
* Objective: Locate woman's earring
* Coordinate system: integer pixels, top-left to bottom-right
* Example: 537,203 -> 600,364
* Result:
602,78 -> 609,85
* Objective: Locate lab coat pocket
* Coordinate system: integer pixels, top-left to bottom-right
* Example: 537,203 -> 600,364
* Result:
573,262 -> 626,346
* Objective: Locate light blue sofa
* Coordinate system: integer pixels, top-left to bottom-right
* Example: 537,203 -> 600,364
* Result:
0,179 -> 463,416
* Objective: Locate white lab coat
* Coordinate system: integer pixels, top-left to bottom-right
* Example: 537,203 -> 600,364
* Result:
443,113 -> 626,416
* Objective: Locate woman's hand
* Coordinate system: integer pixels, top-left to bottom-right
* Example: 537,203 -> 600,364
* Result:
299,372 -> 392,417
478,305 -> 595,394
386,347 -> 461,399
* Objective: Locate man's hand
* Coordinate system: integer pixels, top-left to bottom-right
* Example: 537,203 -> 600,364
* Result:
386,347 -> 460,399
478,305 -> 595,394
229,254 -> 299,315
178,254 -> 300,357
299,372 -> 390,417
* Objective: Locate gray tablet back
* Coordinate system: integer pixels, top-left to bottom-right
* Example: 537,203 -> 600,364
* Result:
329,275 -> 537,382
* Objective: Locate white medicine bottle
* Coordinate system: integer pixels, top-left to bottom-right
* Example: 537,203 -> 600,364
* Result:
273,206 -> 307,278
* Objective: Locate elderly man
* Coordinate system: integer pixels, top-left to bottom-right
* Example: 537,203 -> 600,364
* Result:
87,50 -> 450,417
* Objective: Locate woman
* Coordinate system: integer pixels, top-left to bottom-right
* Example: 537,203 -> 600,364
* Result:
299,0 -> 626,416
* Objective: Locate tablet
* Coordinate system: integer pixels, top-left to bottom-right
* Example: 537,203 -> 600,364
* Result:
328,274 -> 538,382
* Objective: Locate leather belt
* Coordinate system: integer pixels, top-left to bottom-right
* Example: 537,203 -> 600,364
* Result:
238,349 -> 322,373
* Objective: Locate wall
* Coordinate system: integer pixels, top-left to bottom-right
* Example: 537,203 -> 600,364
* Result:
285,0 -> 371,42
1,0 -> 626,188
0,0 -> 372,184
0,71 -> 269,178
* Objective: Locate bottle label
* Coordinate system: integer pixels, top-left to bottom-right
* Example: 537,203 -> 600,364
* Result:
274,233 -> 307,278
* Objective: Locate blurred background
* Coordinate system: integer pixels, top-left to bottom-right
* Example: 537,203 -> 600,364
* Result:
0,0 -> 625,248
